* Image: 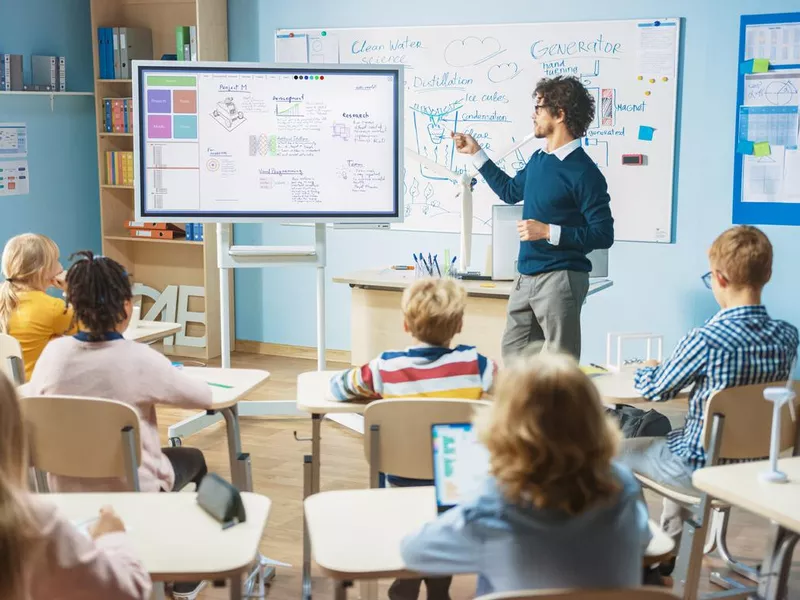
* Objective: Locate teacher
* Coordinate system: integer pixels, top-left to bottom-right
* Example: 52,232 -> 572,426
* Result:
453,75 -> 614,361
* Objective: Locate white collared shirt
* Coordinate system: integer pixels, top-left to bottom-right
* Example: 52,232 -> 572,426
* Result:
471,138 -> 582,246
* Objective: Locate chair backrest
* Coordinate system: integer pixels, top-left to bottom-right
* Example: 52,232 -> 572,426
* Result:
0,333 -> 24,385
363,398 -> 490,481
22,395 -> 142,489
701,381 -> 800,461
476,588 -> 678,600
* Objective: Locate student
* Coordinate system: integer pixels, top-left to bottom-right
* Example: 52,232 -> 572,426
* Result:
0,233 -> 75,380
400,351 -> 651,596
0,371 -> 152,600
24,251 -> 212,599
619,225 -> 799,541
330,277 -> 497,600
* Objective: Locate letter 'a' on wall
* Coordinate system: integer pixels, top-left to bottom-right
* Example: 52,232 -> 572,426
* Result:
278,19 -> 681,243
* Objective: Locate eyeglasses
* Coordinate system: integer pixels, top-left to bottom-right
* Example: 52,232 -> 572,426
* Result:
701,272 -> 713,289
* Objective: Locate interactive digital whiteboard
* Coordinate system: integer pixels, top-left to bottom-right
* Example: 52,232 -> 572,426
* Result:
132,61 -> 403,222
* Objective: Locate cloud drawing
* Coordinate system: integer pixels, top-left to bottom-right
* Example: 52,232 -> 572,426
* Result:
444,37 -> 504,67
488,62 -> 521,83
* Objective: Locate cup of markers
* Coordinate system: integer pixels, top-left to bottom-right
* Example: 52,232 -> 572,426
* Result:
410,252 -> 458,279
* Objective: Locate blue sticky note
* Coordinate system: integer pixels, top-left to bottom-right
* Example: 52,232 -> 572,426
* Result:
638,125 -> 656,141
737,140 -> 755,155
739,59 -> 754,74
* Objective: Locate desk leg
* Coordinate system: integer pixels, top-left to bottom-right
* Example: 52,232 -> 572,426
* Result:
220,405 -> 249,491
303,455 -> 313,600
758,525 -> 799,600
229,574 -> 243,600
311,413 -> 322,495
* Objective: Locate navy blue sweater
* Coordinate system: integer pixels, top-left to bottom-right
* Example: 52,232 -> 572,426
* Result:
479,147 -> 614,276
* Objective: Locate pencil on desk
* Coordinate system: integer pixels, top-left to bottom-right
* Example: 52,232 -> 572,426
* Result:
207,382 -> 234,389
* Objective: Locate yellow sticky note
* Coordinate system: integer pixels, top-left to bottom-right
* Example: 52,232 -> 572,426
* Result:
753,141 -> 771,157
752,58 -> 770,73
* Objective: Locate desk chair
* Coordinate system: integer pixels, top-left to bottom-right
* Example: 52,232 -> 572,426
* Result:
635,382 -> 800,600
22,395 -> 142,492
0,333 -> 24,385
476,589 -> 678,600
363,397 -> 490,487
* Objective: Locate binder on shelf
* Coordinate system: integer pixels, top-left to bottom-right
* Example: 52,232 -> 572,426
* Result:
176,26 -> 190,60
119,27 -> 153,79
193,223 -> 204,242
185,223 -> 195,240
32,55 -> 57,90
189,25 -> 198,61
58,56 -> 66,91
112,27 -> 121,78
2,54 -> 23,91
125,221 -> 182,231
129,228 -> 185,240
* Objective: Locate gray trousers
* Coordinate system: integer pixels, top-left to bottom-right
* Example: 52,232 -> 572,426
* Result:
619,437 -> 697,540
501,270 -> 590,361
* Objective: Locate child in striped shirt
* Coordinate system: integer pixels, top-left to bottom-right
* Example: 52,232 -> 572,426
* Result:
330,276 -> 497,600
330,277 -> 497,402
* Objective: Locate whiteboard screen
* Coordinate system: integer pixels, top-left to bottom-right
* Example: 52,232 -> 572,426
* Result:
277,19 -> 680,242
133,61 -> 403,222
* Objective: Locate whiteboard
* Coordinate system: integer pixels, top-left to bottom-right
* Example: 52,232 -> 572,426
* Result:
277,19 -> 680,242
132,61 -> 403,223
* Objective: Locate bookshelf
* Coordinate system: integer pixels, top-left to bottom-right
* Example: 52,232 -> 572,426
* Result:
89,0 -> 229,360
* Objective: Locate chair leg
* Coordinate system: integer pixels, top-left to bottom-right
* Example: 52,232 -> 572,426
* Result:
672,503 -> 710,600
703,508 -> 724,555
713,507 -> 760,584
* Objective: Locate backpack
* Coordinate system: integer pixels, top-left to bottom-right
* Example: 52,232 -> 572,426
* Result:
607,403 -> 672,439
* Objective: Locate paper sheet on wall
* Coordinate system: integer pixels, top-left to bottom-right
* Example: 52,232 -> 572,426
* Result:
636,21 -> 677,77
275,34 -> 309,63
0,160 -> 30,196
784,149 -> 800,201
738,105 -> 799,148
308,34 -> 340,63
0,123 -> 28,158
744,73 -> 800,108
743,145 -> 786,203
745,23 -> 800,66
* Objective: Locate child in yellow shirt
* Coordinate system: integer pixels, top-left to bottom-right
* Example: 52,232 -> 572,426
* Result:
0,234 -> 76,380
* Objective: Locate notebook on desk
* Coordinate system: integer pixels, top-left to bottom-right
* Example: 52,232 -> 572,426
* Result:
431,423 -> 490,513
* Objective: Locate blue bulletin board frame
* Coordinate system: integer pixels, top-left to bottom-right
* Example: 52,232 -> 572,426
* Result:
733,12 -> 800,226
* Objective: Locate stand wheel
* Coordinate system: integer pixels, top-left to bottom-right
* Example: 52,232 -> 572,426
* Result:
169,437 -> 182,447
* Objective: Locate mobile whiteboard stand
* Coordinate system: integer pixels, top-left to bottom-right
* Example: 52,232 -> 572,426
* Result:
166,223 -> 324,444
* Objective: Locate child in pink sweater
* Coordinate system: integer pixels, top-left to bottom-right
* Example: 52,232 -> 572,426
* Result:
0,371 -> 151,600
24,251 -> 213,494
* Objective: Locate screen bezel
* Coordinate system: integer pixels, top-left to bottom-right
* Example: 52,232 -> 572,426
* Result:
133,60 -> 404,223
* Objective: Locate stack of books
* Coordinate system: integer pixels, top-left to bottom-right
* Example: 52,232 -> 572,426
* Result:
97,27 -> 153,79
105,151 -> 133,186
103,98 -> 133,133
125,222 -> 187,240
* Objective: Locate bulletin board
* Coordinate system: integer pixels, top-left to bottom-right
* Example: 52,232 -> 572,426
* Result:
733,12 -> 800,225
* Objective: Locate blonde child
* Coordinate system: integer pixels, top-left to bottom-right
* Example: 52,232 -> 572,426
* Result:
330,277 -> 498,600
0,371 -> 152,600
0,233 -> 75,380
401,351 -> 651,596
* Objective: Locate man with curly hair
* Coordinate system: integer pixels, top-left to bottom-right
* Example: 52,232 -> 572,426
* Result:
453,76 -> 614,361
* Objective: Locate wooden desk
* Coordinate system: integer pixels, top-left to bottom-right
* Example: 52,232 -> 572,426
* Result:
124,321 -> 182,344
169,368 -> 270,491
52,492 -> 271,600
693,458 -> 800,600
305,487 -> 674,599
334,269 -> 613,365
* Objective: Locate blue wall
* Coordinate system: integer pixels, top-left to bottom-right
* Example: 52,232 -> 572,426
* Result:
0,0 -> 100,265
230,1 -> 800,364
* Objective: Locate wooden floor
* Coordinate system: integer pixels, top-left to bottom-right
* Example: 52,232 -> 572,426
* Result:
154,352 -> 800,599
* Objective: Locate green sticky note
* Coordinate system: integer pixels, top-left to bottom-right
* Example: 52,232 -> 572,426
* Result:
753,141 -> 771,157
752,58 -> 770,73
